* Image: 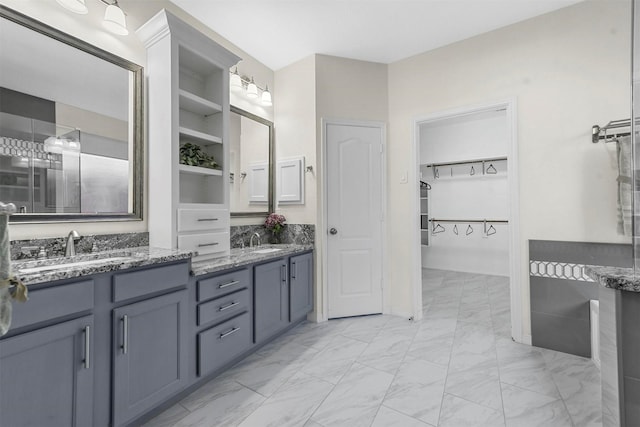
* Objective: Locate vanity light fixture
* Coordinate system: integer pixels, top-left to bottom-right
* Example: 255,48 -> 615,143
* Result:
56,0 -> 129,36
261,85 -> 272,106
229,70 -> 273,106
56,0 -> 88,15
246,78 -> 258,99
102,1 -> 128,36
230,68 -> 243,91
44,136 -> 81,154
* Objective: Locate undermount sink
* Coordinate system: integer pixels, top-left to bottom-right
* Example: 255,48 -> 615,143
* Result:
252,248 -> 283,254
17,256 -> 132,274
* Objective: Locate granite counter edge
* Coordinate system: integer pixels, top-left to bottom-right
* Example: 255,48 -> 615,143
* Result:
191,244 -> 314,276
585,265 -> 640,293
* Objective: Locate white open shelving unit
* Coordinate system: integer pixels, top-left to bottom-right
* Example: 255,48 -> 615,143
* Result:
137,9 -> 241,260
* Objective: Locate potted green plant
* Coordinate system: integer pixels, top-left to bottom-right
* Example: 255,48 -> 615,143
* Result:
179,143 -> 219,170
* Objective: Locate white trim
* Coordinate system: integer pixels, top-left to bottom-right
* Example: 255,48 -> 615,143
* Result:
412,98 -> 524,342
320,118 -> 388,321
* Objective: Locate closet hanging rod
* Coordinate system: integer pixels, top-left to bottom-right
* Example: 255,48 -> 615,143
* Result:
428,219 -> 508,224
592,119 -> 631,143
423,156 -> 507,168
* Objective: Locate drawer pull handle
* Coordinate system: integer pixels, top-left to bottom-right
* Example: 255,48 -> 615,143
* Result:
197,218 -> 219,222
219,301 -> 239,312
83,325 -> 90,370
219,327 -> 240,340
198,242 -> 220,247
219,280 -> 239,289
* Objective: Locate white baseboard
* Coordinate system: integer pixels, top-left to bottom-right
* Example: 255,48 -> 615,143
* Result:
520,334 -> 532,345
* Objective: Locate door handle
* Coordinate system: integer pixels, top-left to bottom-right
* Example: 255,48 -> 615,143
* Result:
329,228 -> 338,235
121,315 -> 128,355
83,325 -> 90,370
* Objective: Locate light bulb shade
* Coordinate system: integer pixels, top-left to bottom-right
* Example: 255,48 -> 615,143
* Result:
56,0 -> 88,14
230,71 -> 242,91
103,4 -> 129,36
246,79 -> 258,99
261,87 -> 272,106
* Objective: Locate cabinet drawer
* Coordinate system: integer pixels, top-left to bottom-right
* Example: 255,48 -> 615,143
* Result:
197,268 -> 250,301
178,232 -> 229,256
11,280 -> 94,330
198,311 -> 251,376
112,262 -> 189,303
177,208 -> 229,232
197,288 -> 250,327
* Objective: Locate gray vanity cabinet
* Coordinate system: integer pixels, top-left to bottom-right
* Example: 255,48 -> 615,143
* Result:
112,290 -> 188,427
0,314 -> 94,427
254,258 -> 290,343
290,252 -> 314,322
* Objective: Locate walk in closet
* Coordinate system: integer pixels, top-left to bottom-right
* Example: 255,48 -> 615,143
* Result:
419,108 -> 510,276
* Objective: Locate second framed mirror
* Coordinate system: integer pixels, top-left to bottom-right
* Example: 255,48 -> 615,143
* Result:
229,106 -> 274,217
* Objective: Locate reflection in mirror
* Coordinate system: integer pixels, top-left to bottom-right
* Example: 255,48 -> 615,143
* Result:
229,106 -> 274,217
0,6 -> 143,221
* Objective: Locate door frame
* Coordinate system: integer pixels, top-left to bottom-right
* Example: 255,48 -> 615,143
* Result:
411,98 -> 525,343
320,118 -> 388,321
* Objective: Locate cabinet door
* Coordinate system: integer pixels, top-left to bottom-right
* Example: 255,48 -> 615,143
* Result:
290,252 -> 314,321
254,259 -> 289,343
0,315 -> 94,427
112,290 -> 188,427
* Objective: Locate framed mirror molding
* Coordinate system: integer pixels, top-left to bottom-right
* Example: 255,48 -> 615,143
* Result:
0,5 -> 144,222
229,105 -> 274,218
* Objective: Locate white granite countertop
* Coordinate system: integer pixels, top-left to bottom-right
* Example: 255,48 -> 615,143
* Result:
12,247 -> 193,286
191,244 -> 314,276
10,244 -> 314,286
585,266 -> 640,293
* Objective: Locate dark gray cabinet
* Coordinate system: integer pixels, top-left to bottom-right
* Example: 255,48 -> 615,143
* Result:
198,311 -> 252,376
290,252 -> 314,322
1,252 -> 313,427
112,290 -> 188,426
0,315 -> 94,427
254,258 -> 289,343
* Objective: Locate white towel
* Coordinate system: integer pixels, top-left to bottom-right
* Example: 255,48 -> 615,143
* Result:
0,213 -> 12,335
0,203 -> 27,336
616,136 -> 633,237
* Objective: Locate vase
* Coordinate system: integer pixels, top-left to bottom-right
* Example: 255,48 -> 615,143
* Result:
269,232 -> 281,244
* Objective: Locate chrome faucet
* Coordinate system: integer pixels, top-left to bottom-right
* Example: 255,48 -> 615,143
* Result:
249,232 -> 261,248
65,230 -> 81,257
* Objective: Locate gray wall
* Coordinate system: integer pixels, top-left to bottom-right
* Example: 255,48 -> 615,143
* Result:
529,240 -> 632,357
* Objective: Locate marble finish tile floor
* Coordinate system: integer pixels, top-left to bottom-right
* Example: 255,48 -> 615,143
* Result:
145,269 -> 601,427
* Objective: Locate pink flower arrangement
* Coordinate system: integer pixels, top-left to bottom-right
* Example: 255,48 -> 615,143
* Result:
264,213 -> 286,234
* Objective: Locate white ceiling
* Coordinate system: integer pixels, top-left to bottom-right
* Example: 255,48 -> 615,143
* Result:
169,0 -> 583,71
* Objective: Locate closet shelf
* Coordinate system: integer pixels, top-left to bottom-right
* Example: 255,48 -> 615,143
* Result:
179,127 -> 222,145
428,218 -> 508,224
422,156 -> 507,169
178,89 -> 222,116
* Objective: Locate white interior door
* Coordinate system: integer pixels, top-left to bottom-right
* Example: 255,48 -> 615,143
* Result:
326,121 -> 384,319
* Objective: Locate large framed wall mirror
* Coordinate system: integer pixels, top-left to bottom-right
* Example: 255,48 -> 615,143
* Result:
0,6 -> 143,222
229,106 -> 274,217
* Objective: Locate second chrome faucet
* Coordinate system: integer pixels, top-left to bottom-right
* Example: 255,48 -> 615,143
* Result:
249,232 -> 261,248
